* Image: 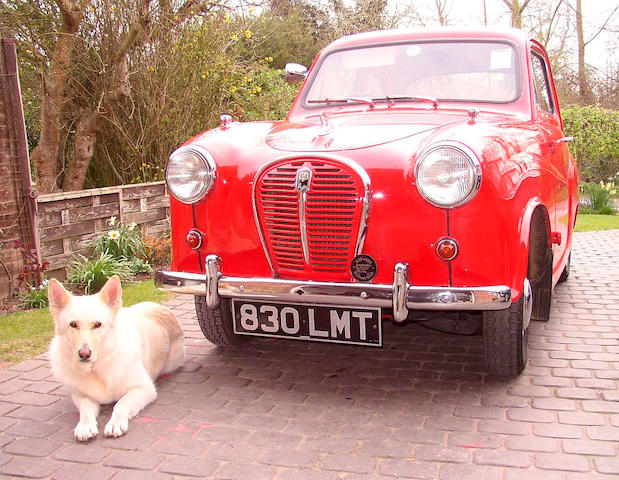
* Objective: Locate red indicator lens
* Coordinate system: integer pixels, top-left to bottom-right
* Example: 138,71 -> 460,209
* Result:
185,230 -> 203,249
436,238 -> 458,261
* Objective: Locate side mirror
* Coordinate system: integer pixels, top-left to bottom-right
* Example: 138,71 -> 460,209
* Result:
285,63 -> 308,83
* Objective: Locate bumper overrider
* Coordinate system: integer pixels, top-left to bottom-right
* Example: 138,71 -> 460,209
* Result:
155,255 -> 511,323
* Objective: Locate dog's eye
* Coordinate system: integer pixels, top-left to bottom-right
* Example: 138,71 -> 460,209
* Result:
69,321 -> 78,329
93,322 -> 102,329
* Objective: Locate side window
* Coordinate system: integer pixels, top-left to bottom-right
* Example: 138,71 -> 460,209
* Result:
531,52 -> 554,114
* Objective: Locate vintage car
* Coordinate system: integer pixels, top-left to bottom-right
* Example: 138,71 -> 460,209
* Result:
156,28 -> 578,377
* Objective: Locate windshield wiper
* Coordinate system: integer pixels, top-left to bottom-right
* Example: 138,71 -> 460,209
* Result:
307,97 -> 375,107
375,94 -> 438,109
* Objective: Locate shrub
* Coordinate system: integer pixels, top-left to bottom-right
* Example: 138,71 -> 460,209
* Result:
20,279 -> 49,309
143,234 -> 172,267
562,106 -> 619,183
93,216 -> 146,261
580,180 -> 617,215
67,252 -> 133,294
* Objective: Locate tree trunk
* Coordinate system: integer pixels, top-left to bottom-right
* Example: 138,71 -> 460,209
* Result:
502,0 -> 531,29
30,3 -> 86,193
62,111 -> 102,191
575,0 -> 591,103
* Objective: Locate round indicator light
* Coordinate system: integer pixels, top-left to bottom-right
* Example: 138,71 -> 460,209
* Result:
436,238 -> 458,261
185,230 -> 203,250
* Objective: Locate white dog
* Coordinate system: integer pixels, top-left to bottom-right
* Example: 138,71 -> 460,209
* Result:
48,275 -> 185,441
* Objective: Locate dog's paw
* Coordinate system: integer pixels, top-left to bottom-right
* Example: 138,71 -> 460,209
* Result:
104,415 -> 129,438
74,420 -> 98,442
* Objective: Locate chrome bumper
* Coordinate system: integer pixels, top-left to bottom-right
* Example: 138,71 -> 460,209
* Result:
155,255 -> 511,323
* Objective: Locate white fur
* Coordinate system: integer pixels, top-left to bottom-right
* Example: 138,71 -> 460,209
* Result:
48,276 -> 185,441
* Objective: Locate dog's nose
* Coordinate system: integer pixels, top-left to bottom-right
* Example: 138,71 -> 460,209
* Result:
78,347 -> 91,360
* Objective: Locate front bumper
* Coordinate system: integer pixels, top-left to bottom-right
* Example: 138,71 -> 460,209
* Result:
155,255 -> 511,323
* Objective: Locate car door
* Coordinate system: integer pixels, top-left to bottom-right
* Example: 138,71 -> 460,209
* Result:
530,47 -> 570,272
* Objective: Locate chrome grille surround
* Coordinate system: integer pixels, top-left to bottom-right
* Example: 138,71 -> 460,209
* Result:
252,155 -> 371,279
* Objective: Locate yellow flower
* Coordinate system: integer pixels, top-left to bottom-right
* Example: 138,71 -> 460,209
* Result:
256,86 -> 262,93
224,13 -> 230,23
245,30 -> 252,39
231,86 -> 237,93
249,7 -> 255,12
232,34 -> 238,41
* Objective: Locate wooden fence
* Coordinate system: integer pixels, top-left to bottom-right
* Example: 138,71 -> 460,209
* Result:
37,182 -> 169,280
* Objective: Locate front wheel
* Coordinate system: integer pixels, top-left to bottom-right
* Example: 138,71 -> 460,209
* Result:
483,293 -> 528,377
195,296 -> 245,346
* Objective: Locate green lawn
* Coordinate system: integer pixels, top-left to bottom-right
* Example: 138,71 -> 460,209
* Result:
0,280 -> 172,367
575,213 -> 619,232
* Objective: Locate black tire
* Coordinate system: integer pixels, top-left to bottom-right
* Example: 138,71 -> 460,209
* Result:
195,296 -> 245,346
558,253 -> 571,283
483,294 -> 528,377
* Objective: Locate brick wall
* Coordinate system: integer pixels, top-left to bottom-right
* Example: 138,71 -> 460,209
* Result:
0,38 -> 39,298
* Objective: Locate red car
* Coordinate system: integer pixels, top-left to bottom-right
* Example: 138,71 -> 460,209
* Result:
156,28 -> 578,377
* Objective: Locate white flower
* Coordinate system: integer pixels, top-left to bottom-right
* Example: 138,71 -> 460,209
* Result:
108,230 -> 120,240
128,222 -> 137,231
108,216 -> 117,226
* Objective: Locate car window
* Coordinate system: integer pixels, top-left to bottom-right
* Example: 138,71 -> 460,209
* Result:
304,41 -> 519,104
531,52 -> 555,114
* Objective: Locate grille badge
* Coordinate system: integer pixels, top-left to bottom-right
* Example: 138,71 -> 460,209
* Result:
295,167 -> 312,192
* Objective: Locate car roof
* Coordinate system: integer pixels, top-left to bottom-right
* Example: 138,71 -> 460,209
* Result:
324,27 -> 531,52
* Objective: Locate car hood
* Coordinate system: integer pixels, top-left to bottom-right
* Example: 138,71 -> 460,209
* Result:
265,112 -> 458,152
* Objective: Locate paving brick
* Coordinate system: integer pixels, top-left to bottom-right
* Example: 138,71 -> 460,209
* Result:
535,453 -> 591,472
473,449 -> 531,468
555,387 -> 599,400
532,397 -> 578,411
103,451 -> 166,470
505,435 -> 559,453
594,457 -> 619,475
533,423 -> 584,439
52,463 -> 118,480
586,425 -> 619,441
158,456 -> 219,477
321,453 -> 377,474
438,463 -> 502,480
557,411 -> 607,426
260,448 -> 320,468
0,456 -> 62,478
3,437 -> 62,457
52,444 -> 110,464
378,459 -> 437,479
213,462 -> 279,480
507,407 -> 555,423
562,438 -> 617,456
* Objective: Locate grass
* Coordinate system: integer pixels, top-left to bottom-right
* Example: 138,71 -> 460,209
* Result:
0,279 -> 173,368
575,213 -> 619,232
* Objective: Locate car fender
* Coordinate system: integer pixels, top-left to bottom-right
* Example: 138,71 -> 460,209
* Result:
512,197 -> 550,300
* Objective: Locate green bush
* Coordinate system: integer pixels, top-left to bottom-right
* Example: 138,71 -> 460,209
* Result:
562,106 -> 619,183
93,216 -> 146,261
19,279 -> 49,309
580,180 -> 618,215
67,252 -> 133,294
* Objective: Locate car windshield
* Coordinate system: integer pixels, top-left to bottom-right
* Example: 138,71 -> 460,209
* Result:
305,41 -> 519,105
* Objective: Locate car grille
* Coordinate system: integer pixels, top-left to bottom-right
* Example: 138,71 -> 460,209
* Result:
254,158 -> 368,280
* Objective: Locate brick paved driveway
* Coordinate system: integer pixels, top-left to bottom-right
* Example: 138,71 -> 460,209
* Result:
1,230 -> 618,480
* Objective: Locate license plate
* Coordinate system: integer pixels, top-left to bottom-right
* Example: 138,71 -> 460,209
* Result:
232,300 -> 382,347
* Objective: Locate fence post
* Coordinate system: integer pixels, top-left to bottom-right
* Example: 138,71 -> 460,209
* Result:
0,38 -> 42,293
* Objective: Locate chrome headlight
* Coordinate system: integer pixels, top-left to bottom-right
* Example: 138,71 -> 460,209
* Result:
415,142 -> 482,208
166,145 -> 216,204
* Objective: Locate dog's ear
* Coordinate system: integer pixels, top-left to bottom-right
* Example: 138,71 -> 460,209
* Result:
48,278 -> 72,317
98,275 -> 123,312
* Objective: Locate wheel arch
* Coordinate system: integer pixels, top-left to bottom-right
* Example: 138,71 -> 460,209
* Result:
511,199 -> 551,301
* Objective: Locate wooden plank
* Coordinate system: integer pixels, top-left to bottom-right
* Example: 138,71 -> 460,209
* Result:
122,183 -> 166,200
37,196 -> 93,213
70,202 -> 119,224
124,208 -> 167,225
39,220 -> 95,243
41,239 -> 64,257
